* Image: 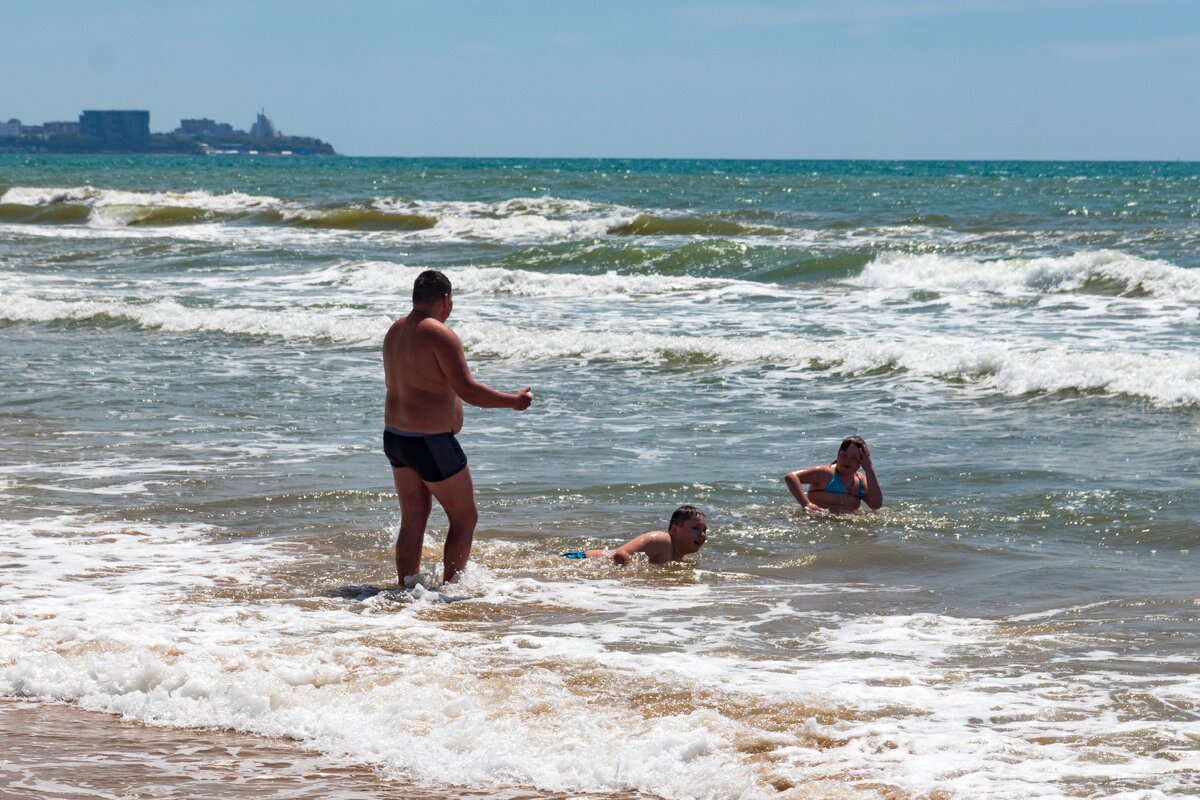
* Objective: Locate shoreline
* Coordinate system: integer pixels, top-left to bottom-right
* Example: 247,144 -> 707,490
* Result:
0,700 -> 649,800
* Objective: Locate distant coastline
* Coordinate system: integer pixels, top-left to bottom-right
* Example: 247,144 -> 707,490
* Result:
0,109 -> 336,156
0,132 -> 336,156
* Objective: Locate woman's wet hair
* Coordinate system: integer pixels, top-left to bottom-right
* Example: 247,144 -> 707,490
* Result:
412,269 -> 452,304
830,435 -> 868,466
838,435 -> 867,454
670,505 -> 705,527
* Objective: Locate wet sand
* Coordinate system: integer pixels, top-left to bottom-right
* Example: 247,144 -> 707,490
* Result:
0,701 -> 649,800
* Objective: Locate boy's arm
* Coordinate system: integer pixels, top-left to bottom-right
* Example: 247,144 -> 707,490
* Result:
609,532 -> 671,565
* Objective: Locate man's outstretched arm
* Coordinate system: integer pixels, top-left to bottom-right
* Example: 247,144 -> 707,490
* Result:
432,325 -> 531,409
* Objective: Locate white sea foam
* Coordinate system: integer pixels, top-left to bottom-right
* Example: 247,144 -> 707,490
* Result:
3,278 -> 1197,405
1,185 -> 283,214
344,261 -> 740,298
397,197 -> 628,243
1,186 -> 104,205
0,517 -> 760,798
1,186 -> 635,242
375,195 -> 620,221
0,293 -> 386,345
860,249 -> 1200,301
460,322 -> 1200,407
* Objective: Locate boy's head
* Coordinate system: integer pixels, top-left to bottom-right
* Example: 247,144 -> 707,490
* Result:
668,505 -> 708,555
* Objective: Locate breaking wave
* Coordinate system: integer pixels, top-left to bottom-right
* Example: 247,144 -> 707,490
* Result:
860,250 -> 1200,301
1,186 -> 797,242
3,285 -> 1195,407
608,214 -> 785,237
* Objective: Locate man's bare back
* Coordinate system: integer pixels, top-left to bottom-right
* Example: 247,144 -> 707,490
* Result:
383,312 -> 465,434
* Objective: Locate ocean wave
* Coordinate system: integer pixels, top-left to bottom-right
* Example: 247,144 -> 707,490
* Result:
1,185 -> 281,213
458,323 -> 1200,407
0,294 -> 384,344
860,250 -> 1200,301
0,185 -> 106,205
342,262 -> 745,298
1,186 -> 799,244
0,186 -> 634,239
489,240 -> 872,282
377,195 -> 617,221
277,207 -> 438,231
608,213 -> 785,237
3,282 -> 1196,406
393,196 -> 627,242
90,205 -> 216,227
0,202 -> 92,225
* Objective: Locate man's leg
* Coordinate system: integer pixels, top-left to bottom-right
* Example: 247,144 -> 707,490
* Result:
392,466 -> 432,585
426,466 -> 478,584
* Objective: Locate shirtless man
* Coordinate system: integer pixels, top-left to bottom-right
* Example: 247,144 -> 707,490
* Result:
784,435 -> 883,513
562,505 -> 709,565
383,270 -> 532,585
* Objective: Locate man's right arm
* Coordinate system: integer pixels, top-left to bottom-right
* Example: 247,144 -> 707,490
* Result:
433,325 -> 531,410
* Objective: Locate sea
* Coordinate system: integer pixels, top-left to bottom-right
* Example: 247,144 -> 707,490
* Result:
0,155 -> 1197,800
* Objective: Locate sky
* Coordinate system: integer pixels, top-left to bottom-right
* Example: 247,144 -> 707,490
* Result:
5,0 -> 1199,159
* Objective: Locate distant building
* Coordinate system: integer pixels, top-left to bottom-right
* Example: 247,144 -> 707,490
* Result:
249,109 -> 279,138
21,125 -> 46,138
177,118 -> 235,137
177,118 -> 214,135
79,110 -> 150,146
44,121 -> 81,136
0,118 -> 20,137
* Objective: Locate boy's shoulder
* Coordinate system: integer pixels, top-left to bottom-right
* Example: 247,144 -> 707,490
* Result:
636,530 -> 675,562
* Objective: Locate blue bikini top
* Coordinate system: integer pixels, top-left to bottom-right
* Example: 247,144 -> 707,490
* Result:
824,470 -> 866,499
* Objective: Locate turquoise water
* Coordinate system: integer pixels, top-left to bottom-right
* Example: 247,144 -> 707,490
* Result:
1,155 -> 1198,798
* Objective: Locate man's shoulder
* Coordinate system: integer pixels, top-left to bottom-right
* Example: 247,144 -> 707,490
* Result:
387,315 -> 456,343
414,316 -> 455,340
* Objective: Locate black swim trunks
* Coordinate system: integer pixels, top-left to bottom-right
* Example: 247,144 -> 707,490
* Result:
383,428 -> 468,482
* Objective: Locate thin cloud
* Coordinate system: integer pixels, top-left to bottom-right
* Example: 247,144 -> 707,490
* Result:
1056,33 -> 1200,61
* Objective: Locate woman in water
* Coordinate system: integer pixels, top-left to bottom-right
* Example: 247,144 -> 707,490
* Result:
784,435 -> 883,513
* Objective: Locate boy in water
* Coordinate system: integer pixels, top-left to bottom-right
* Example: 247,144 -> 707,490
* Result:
563,505 -> 708,565
784,435 -> 883,513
